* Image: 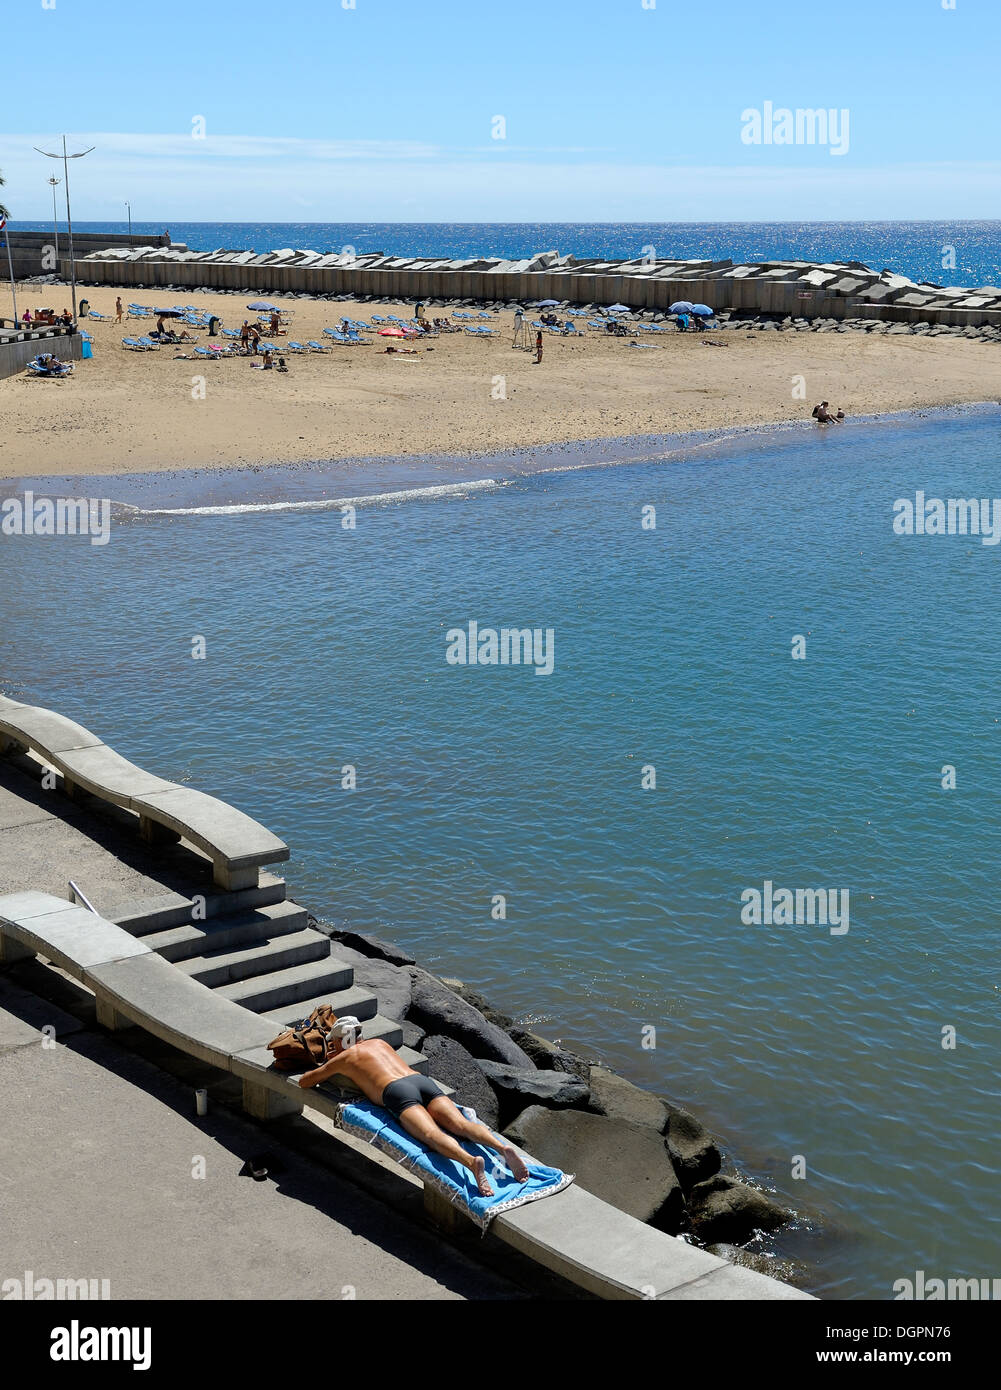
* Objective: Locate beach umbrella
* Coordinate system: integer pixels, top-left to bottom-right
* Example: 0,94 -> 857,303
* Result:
537,299 -> 561,307
670,301 -> 695,314
378,326 -> 407,337
691,304 -> 714,317
605,302 -> 630,313
247,300 -> 279,312
153,308 -> 185,318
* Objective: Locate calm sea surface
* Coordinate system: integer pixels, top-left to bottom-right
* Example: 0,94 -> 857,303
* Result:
16,219 -> 1001,290
2,410 -> 1000,1298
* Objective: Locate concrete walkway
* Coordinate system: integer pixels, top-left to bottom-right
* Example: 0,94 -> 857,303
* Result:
0,977 -> 524,1301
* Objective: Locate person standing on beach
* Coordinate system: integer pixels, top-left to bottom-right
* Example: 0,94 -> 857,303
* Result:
513,306 -> 524,346
250,325 -> 261,355
115,297 -> 123,324
240,320 -> 250,353
534,330 -> 543,364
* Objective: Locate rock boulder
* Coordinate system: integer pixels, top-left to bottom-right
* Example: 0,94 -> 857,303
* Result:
407,968 -> 533,1067
505,1107 -> 685,1231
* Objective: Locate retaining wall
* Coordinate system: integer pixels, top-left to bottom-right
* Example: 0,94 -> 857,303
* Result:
62,255 -> 1001,329
0,328 -> 82,380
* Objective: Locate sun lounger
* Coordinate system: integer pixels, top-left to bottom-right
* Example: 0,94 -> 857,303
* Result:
137,337 -> 160,350
371,315 -> 388,324
87,310 -> 109,321
285,341 -> 308,353
306,340 -> 330,352
221,329 -> 242,339
121,337 -> 146,351
193,346 -> 217,358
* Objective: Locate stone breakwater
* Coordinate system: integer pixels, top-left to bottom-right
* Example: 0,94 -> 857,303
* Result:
40,243 -> 1001,331
311,916 -> 797,1254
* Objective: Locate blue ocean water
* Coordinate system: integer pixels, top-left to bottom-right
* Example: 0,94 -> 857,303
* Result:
16,220 -> 1001,290
2,410 -> 1001,1298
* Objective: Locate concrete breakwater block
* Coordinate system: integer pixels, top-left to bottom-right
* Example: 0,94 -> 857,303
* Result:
505,1106 -> 685,1232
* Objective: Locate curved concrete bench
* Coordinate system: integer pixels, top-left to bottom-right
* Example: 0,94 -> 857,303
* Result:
0,697 -> 288,890
0,889 -> 812,1301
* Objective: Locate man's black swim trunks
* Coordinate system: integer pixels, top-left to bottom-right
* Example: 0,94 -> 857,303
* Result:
381,1074 -> 448,1118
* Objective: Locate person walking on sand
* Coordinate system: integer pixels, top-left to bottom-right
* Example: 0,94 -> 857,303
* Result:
299,1019 -> 530,1197
115,297 -> 124,324
534,330 -> 543,364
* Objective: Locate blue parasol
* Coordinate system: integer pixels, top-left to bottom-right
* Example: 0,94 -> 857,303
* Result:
670,301 -> 695,314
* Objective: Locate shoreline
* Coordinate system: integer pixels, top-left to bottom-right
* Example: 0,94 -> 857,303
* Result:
3,282 -> 1000,483
2,401 -> 997,510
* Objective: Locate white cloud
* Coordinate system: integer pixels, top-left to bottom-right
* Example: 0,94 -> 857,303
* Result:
1,133 -> 999,221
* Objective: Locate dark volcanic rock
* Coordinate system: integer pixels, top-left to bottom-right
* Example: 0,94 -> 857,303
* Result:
324,943 -> 412,1022
399,1020 -> 426,1050
407,968 -> 533,1067
508,1027 -> 591,1081
477,1060 -> 589,1125
441,980 -> 515,1031
664,1107 -> 722,1189
687,1174 -> 789,1243
421,1036 -> 499,1129
588,1067 -> 668,1132
319,924 -> 415,967
505,1106 -> 685,1231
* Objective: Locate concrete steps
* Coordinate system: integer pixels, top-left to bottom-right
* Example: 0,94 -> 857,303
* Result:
175,927 -> 330,988
142,901 -> 309,963
263,983 -> 379,1026
215,957 -> 354,1012
110,873 -> 289,936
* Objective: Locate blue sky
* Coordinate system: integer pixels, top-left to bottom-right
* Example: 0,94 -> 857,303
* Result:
2,0 -> 999,221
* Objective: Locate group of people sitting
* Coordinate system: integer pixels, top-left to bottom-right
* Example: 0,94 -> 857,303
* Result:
22,307 -> 73,329
812,400 -> 846,424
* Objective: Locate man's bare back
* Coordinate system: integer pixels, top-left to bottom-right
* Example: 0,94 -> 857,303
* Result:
299,1036 -> 413,1102
298,1034 -> 528,1196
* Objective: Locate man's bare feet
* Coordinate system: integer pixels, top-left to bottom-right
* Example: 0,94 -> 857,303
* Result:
472,1156 -> 494,1198
502,1145 -> 530,1183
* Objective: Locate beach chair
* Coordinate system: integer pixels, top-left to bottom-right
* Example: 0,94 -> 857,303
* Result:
193,346 -> 217,359
121,337 -> 146,351
221,329 -> 241,340
371,315 -> 388,324
285,341 -> 308,353
87,310 -> 109,322
478,311 -> 491,320
137,337 -> 160,350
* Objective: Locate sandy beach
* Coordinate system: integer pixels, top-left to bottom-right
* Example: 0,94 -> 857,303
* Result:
2,282 -> 999,479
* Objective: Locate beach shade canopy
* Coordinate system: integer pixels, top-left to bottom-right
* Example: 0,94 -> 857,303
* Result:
247,300 -> 280,312
153,308 -> 185,318
691,304 -> 714,317
378,326 -> 407,337
605,302 -> 630,313
670,301 -> 695,314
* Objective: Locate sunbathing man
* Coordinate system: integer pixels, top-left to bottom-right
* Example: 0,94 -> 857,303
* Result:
299,1018 -> 529,1197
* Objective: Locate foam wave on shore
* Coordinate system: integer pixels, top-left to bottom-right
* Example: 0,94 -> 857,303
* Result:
117,477 -> 503,517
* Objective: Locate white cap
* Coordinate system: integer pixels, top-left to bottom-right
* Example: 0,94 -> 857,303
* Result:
328,1016 -> 361,1048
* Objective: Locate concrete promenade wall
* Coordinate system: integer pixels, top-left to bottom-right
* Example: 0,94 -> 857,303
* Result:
7,231 -> 171,280
0,328 -> 82,380
66,255 -> 1001,330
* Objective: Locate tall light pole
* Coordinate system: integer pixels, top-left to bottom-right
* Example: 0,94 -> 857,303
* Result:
126,200 -> 132,243
48,176 -> 61,261
34,136 -> 95,324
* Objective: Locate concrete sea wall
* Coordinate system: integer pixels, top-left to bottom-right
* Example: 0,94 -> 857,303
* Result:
62,243 -> 1001,329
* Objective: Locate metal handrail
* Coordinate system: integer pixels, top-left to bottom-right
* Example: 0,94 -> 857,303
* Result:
68,879 -> 99,915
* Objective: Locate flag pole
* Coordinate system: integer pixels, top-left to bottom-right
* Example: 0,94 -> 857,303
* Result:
2,218 -> 17,330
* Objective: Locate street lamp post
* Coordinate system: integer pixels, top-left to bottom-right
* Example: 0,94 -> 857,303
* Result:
34,136 -> 95,324
48,176 -> 61,262
126,200 -> 132,243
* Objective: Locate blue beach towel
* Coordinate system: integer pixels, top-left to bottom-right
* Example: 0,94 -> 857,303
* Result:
335,1099 -> 574,1230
